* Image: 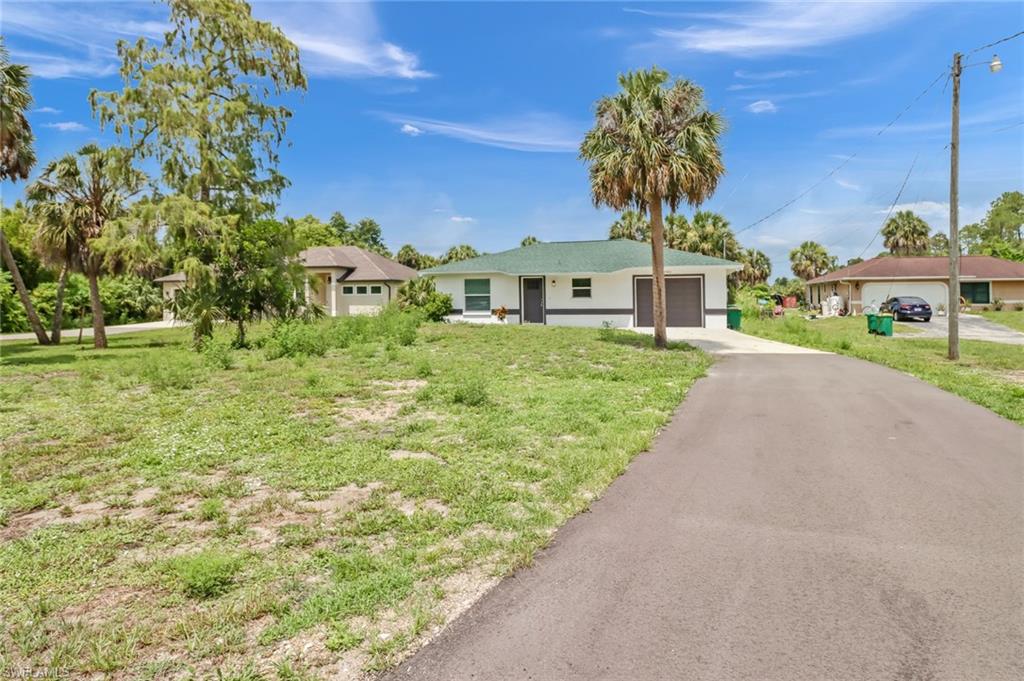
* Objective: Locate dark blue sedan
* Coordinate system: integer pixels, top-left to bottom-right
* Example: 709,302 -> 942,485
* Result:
885,296 -> 932,321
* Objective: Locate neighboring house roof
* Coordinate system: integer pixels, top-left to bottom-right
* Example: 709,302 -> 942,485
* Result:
300,246 -> 417,281
421,239 -> 740,275
154,272 -> 186,283
807,255 -> 1024,285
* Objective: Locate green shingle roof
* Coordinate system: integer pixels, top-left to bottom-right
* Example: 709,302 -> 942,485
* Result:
422,240 -> 739,275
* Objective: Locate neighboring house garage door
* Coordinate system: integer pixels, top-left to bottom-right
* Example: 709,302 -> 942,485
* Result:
862,282 -> 947,311
635,276 -> 703,327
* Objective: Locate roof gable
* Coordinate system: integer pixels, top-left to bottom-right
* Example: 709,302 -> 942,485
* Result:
421,240 -> 739,275
300,246 -> 417,281
807,255 -> 1024,284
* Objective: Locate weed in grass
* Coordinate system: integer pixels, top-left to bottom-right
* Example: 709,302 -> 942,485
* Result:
325,620 -> 364,652
87,623 -> 142,673
415,359 -> 433,378
450,377 -> 490,407
201,338 -> 236,370
276,659 -> 319,681
197,498 -> 227,522
164,550 -> 242,599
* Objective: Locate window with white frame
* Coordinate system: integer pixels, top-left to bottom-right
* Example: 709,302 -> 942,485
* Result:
464,279 -> 490,312
342,285 -> 353,294
571,278 -> 592,298
370,285 -> 382,294
356,285 -> 367,295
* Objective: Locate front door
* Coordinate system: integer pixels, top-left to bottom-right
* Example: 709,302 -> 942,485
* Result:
522,277 -> 545,324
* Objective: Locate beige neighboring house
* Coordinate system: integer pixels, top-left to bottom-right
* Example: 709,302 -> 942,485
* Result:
154,245 -> 417,321
806,255 -> 1024,314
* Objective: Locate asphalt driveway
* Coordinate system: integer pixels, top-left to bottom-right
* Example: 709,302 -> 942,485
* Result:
899,313 -> 1024,344
386,353 -> 1023,681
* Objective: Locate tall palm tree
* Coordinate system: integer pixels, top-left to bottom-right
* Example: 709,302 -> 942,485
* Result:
0,39 -> 50,344
441,244 -> 479,264
581,67 -> 725,347
789,241 -> 836,281
27,145 -> 146,348
734,248 -> 772,287
608,210 -> 650,242
882,210 -> 931,256
677,210 -> 739,258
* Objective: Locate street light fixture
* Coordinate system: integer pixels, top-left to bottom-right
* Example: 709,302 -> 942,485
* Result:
947,51 -> 1002,361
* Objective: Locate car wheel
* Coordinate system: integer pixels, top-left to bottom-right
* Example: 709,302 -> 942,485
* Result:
894,312 -> 902,322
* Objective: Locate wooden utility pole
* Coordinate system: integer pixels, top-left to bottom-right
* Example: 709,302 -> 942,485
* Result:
948,52 -> 961,361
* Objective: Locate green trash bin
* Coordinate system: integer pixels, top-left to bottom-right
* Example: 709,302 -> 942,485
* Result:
866,314 -> 878,334
876,315 -> 893,337
726,306 -> 742,331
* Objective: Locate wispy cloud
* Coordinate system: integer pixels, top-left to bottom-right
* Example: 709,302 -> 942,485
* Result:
400,124 -> 424,136
32,106 -> 61,114
651,2 -> 917,56
43,121 -> 87,132
253,2 -> 431,79
734,69 -> 812,80
450,216 -> 476,223
835,178 -> 861,191
878,201 -> 948,219
3,1 -> 429,81
822,100 -> 1020,138
381,112 -> 582,153
756,234 -> 790,246
746,100 -> 777,114
726,83 -> 760,92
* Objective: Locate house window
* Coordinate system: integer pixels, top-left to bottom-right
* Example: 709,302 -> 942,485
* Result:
370,285 -> 382,294
961,281 -> 991,304
342,285 -> 354,294
571,278 -> 592,298
464,279 -> 490,312
356,285 -> 368,295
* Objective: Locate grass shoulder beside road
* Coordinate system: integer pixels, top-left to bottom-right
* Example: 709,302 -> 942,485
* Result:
977,309 -> 1024,333
742,314 -> 1024,425
0,319 -> 708,679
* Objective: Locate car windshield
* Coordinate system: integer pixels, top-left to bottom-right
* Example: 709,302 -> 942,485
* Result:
896,297 -> 928,305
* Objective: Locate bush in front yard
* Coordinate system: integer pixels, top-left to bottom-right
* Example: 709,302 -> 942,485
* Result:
263,320 -> 330,359
396,277 -> 453,322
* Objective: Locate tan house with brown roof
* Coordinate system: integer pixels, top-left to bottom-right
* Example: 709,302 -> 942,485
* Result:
154,245 -> 417,321
806,255 -> 1024,314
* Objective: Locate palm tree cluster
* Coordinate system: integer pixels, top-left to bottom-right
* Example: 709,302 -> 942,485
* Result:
882,210 -> 931,256
580,67 -> 725,347
789,241 -> 837,281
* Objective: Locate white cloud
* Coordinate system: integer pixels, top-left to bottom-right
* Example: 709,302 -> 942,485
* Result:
756,235 -> 790,246
746,100 -> 777,114
32,106 -> 61,114
450,216 -> 476,223
880,201 -> 949,219
400,124 -> 424,136
652,2 -> 917,56
42,121 -> 87,132
3,1 -> 429,81
734,69 -> 812,80
822,101 -> 1020,139
253,2 -> 432,79
835,178 -> 861,191
726,84 -> 759,91
380,112 -> 582,153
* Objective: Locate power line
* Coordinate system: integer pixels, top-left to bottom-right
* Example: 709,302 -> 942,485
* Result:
734,69 -> 948,237
856,154 -> 919,262
967,29 -> 1024,55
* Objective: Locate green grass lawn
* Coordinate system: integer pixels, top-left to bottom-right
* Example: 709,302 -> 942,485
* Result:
0,320 -> 708,680
742,314 -> 1024,425
976,309 -> 1024,333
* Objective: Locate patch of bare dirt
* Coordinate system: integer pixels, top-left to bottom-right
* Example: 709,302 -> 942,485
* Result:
389,449 -> 444,464
300,483 -> 383,514
387,491 -> 449,518
372,379 -> 427,395
333,397 -> 403,423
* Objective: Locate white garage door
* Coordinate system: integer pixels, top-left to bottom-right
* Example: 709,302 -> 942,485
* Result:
862,282 -> 947,310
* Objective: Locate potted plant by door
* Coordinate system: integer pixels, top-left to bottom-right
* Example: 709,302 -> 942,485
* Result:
936,303 -> 946,317
492,305 -> 508,323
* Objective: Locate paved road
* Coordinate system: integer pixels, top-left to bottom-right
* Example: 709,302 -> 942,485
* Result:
901,313 -> 1024,345
0,320 -> 180,343
386,353 -> 1024,681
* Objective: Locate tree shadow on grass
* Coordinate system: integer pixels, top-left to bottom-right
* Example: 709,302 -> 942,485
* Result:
596,329 -> 698,353
0,336 -> 179,368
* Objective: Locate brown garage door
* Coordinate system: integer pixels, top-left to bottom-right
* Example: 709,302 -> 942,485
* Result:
635,276 -> 703,327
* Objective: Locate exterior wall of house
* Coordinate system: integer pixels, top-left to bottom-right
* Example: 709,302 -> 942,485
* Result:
303,268 -> 398,317
991,280 -> 1024,305
161,281 -> 184,321
432,266 -> 730,329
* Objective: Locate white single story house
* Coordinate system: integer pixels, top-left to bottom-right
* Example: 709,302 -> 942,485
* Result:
154,245 -> 417,321
806,255 -> 1024,314
422,239 -> 740,329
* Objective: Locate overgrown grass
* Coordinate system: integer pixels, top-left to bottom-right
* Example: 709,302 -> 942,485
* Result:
0,319 -> 709,679
743,314 -> 1024,424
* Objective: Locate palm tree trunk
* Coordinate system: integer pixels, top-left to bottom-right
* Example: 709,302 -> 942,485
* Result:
86,268 -> 107,349
235,318 -> 246,348
50,265 -> 69,344
0,229 -> 50,345
648,197 -> 668,349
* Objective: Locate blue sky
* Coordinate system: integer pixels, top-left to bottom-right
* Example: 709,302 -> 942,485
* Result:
3,1 -> 1023,277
